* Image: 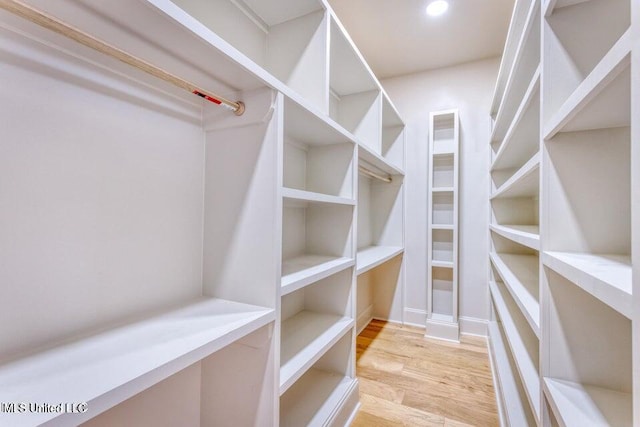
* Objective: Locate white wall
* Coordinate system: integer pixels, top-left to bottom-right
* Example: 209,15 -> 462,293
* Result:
382,57 -> 500,333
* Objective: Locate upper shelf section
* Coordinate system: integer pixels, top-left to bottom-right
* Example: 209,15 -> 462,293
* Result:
490,0 -> 540,142
490,0 -> 535,117
542,0 -> 630,134
4,0 -> 404,170
172,0 -> 328,111
329,18 -> 381,153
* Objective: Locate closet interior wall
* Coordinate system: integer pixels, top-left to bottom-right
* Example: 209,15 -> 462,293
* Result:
487,0 -> 638,425
0,0 -> 405,425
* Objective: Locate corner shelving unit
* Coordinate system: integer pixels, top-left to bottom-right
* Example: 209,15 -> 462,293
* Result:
0,0 -> 406,425
426,109 -> 460,342
489,0 -> 639,425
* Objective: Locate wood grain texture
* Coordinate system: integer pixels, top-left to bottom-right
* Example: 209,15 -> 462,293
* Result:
352,320 -> 499,427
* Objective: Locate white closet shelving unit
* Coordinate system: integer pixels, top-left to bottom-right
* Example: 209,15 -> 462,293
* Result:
488,0 -> 541,423
426,109 -> 460,342
0,0 -> 405,426
488,0 -> 638,425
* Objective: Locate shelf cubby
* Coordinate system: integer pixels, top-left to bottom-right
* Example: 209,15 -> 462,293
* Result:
489,279 -> 540,421
172,0 -> 329,111
544,126 -> 630,307
432,229 -> 454,264
280,332 -> 358,426
487,316 -> 537,427
382,94 -> 405,170
544,267 -> 632,426
283,97 -> 356,199
491,152 -> 540,199
491,1 -> 540,143
432,112 -> 457,154
490,251 -> 540,336
280,268 -> 353,394
329,19 -> 381,152
491,75 -> 540,174
432,266 -> 454,319
356,158 -> 404,275
282,197 -> 354,285
433,153 -> 455,188
432,193 -> 454,226
542,0 -> 630,127
491,152 -> 540,251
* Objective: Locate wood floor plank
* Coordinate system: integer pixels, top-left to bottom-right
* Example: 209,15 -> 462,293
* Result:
355,320 -> 499,427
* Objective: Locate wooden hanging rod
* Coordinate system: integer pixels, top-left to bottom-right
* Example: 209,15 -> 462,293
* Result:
358,165 -> 392,183
0,0 -> 245,115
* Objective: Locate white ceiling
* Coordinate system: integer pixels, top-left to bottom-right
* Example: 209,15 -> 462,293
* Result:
328,0 -> 515,79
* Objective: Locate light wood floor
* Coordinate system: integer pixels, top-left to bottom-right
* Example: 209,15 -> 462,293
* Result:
351,320 -> 499,427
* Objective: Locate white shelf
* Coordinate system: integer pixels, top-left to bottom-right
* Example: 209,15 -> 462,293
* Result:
356,245 -> 403,275
487,321 -> 537,427
543,29 -> 632,139
280,368 -> 358,427
0,298 -> 275,427
491,67 -> 540,171
490,252 -> 540,336
432,224 -> 454,230
284,96 -> 357,147
542,252 -> 632,318
358,142 -> 404,176
282,187 -> 356,207
280,311 -> 353,394
489,280 -> 540,421
282,255 -> 354,295
491,152 -> 540,199
432,187 -> 454,193
432,260 -> 454,269
543,378 -> 632,427
490,224 -> 540,251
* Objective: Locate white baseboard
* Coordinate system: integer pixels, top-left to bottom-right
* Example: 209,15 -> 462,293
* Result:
357,304 -> 374,335
403,308 -> 427,328
425,318 -> 460,342
460,316 -> 488,337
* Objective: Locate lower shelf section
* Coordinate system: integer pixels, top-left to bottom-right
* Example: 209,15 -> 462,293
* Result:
281,255 -> 354,295
487,321 -> 536,427
543,378 -> 632,427
280,369 -> 359,427
280,311 -> 353,394
425,314 -> 459,342
0,298 -> 275,427
489,280 -> 540,421
356,245 -> 404,275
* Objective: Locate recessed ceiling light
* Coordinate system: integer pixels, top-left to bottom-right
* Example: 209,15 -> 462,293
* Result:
426,0 -> 449,17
